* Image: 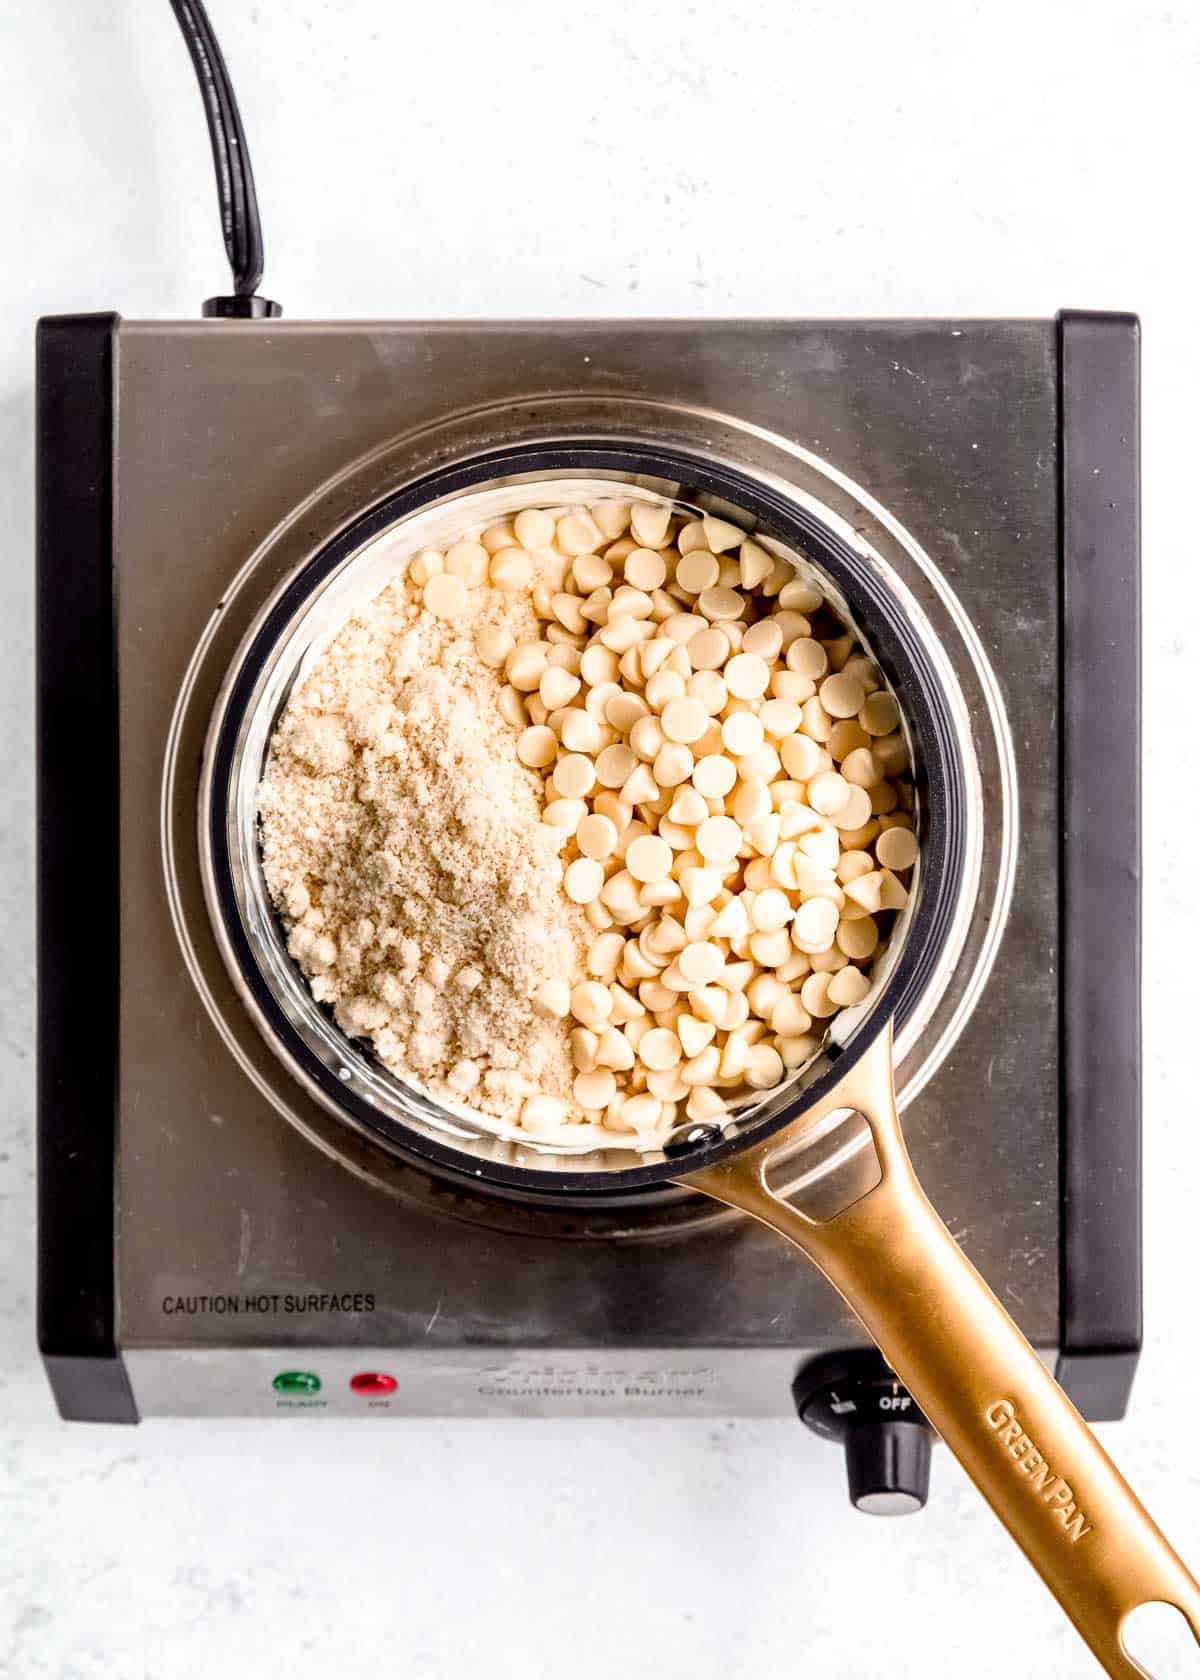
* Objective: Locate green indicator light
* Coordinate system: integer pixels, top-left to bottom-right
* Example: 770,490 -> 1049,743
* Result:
273,1370 -> 321,1396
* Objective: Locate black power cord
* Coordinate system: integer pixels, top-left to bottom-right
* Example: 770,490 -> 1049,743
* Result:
168,0 -> 281,318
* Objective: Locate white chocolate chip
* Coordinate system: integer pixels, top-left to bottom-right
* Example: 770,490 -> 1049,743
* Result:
676,549 -> 720,593
800,972 -> 838,1018
629,504 -> 672,549
408,548 -> 443,585
639,1027 -> 682,1070
625,547 -> 669,592
556,512 -> 605,556
703,514 -> 744,553
629,713 -> 665,762
721,711 -> 765,757
507,642 -> 548,691
560,708 -> 604,754
692,754 -> 737,798
597,1025 -> 636,1071
533,978 -> 571,1019
577,812 -> 619,860
668,786 -> 709,826
570,1028 -> 600,1072
746,1043 -> 785,1090
626,834 -> 673,883
490,548 -> 534,591
446,541 -> 489,584
778,577 -> 824,613
596,743 -> 637,788
513,508 -> 555,550
677,941 -> 725,985
539,666 -> 581,711
586,931 -> 625,981
749,928 -> 792,967
787,638 -> 828,680
750,887 -> 793,932
832,784 -> 873,830
820,672 -> 868,719
860,690 -> 901,736
876,825 -> 918,871
479,523 -> 516,554
844,871 -> 885,913
681,1045 -> 721,1086
841,745 -> 882,788
732,778 -> 772,826
517,725 -> 557,768
697,586 -> 745,622
574,1067 -> 617,1110
827,967 -> 871,1008
696,815 -> 742,864
592,502 -> 631,541
688,626 -> 729,669
570,980 -> 613,1027
661,697 -> 708,745
581,643 -> 620,687
724,652 -> 772,699
792,897 -> 840,953
423,573 -> 468,618
620,1094 -> 663,1132
808,771 -> 852,817
621,763 -> 659,806
738,540 -> 774,590
521,1095 -> 567,1134
653,742 -> 694,788
553,754 -> 597,799
564,858 -> 605,904
878,868 -> 910,910
778,734 -> 824,782
674,868 -> 718,909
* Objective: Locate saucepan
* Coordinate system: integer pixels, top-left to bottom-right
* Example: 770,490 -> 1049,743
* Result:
199,440 -> 1200,1677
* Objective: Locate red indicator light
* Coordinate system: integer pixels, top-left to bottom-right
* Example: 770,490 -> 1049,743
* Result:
350,1371 -> 397,1396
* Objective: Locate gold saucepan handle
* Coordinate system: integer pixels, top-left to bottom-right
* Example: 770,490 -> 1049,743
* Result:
680,1027 -> 1200,1679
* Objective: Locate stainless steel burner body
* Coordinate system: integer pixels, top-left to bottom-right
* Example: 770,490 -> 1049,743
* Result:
36,314 -> 1140,1429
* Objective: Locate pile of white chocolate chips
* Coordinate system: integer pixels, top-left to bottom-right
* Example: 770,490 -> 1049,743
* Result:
257,497 -> 918,1147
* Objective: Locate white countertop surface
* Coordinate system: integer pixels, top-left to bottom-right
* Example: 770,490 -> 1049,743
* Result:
3,1 -> 1199,1675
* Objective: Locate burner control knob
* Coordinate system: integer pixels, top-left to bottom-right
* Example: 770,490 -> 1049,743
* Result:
843,1414 -> 932,1516
792,1350 -> 934,1516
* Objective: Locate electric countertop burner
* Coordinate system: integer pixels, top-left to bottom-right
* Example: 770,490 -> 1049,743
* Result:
37,309 -> 1140,1518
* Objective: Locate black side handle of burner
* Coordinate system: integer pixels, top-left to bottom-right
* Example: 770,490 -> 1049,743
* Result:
792,1349 -> 935,1517
167,0 -> 282,319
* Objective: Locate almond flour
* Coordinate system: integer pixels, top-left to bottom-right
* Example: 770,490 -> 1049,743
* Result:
257,570 -> 588,1128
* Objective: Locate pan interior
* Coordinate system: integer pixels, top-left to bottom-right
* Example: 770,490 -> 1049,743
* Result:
206,446 -> 971,1199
